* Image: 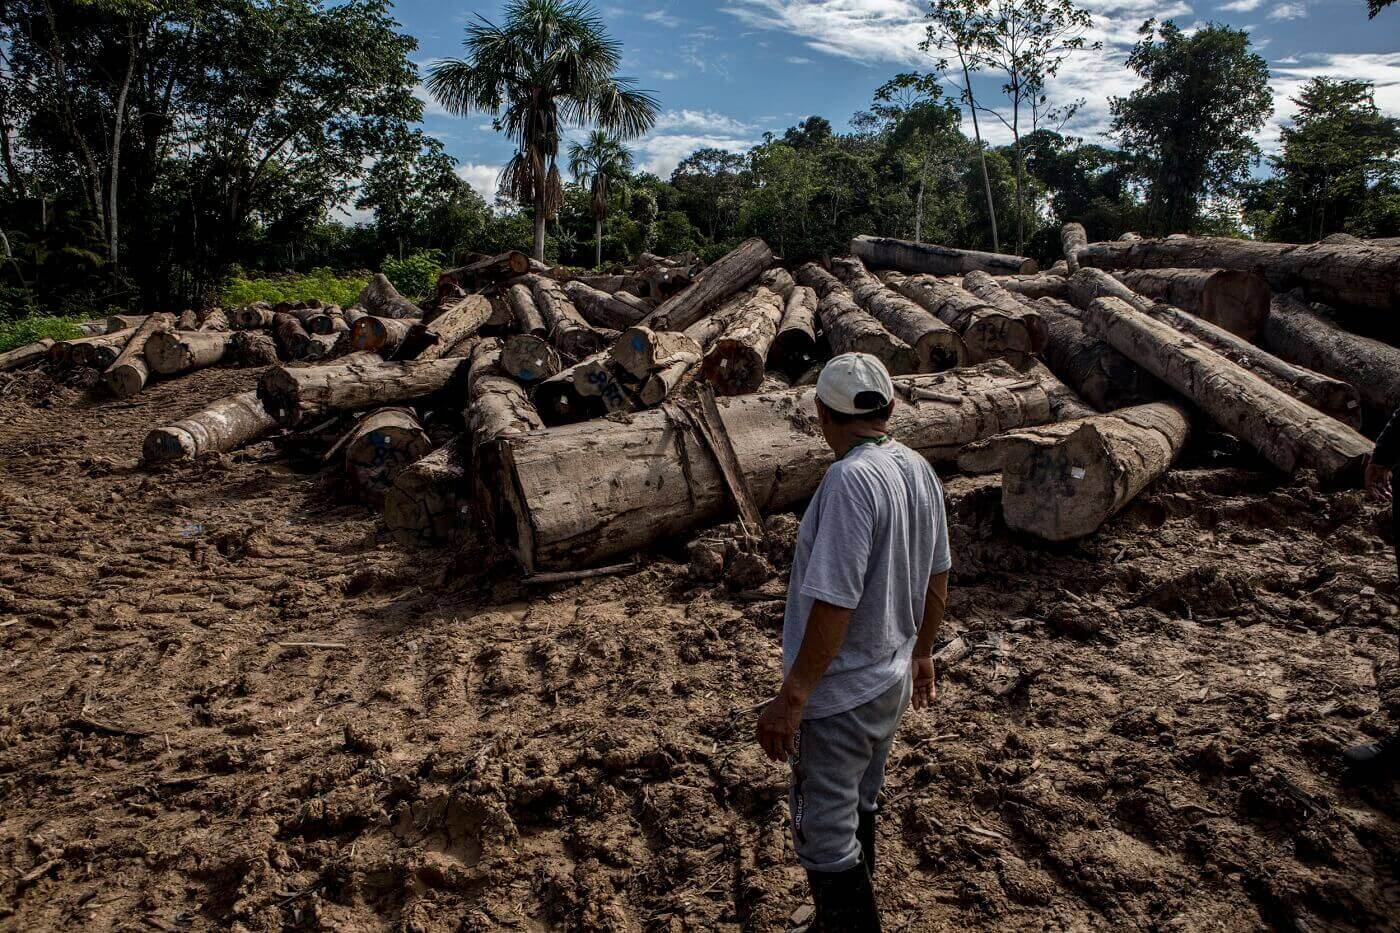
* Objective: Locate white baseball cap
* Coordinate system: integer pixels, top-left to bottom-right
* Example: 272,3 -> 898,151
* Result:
816,353 -> 896,415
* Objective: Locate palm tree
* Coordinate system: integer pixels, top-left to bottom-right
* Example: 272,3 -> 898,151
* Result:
569,130 -> 633,269
427,0 -> 658,262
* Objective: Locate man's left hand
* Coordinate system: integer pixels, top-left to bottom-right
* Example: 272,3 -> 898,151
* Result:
912,656 -> 937,709
756,690 -> 805,762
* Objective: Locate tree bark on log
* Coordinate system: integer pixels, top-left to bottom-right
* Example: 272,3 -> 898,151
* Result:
1061,223 -> 1087,273
272,312 -> 311,361
882,272 -> 1033,366
1077,237 -> 1400,314
349,316 -> 415,356
232,331 -> 280,367
343,407 -> 434,508
400,295 -> 492,361
383,436 -> 467,548
531,274 -> 611,361
501,334 -> 562,382
143,330 -> 229,376
106,314 -> 146,333
758,266 -> 796,300
1111,268 -> 1271,339
1069,268 -> 1360,426
232,306 -> 273,330
850,234 -> 1036,276
104,312 -> 174,397
961,271 -> 1049,353
197,307 -> 230,331
563,279 -> 650,330
959,401 -> 1191,540
532,355 -> 607,425
700,286 -> 785,395
500,361 -> 1052,570
1035,297 -> 1158,412
257,353 -> 465,427
143,391 -> 277,463
572,356 -> 640,412
506,283 -> 548,336
356,273 -> 421,319
794,265 -> 917,375
769,285 -> 821,378
1021,360 -> 1096,422
468,339 -> 546,542
440,251 -> 538,290
307,310 -> 348,336
70,327 -> 137,368
612,325 -> 704,380
993,274 -> 1068,300
1263,294 -> 1400,418
1082,296 -> 1372,478
832,256 -> 966,371
0,338 -> 54,371
302,332 -> 341,362
643,237 -> 774,332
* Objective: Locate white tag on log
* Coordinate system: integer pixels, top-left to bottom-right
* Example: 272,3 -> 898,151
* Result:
1071,467 -> 1085,480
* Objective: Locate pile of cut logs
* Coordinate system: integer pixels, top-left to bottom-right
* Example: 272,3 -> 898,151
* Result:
4,230 -> 1396,575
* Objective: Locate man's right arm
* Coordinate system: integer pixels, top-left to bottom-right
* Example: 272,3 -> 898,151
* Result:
911,570 -> 949,709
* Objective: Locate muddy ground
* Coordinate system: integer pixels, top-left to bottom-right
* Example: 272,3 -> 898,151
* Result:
0,362 -> 1398,932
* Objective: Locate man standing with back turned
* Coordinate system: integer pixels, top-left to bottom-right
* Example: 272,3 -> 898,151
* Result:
757,353 -> 951,931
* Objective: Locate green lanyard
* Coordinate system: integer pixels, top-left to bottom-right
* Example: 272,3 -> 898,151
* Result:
844,434 -> 890,458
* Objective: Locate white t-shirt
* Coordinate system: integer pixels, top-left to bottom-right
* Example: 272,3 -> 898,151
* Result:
782,439 -> 951,720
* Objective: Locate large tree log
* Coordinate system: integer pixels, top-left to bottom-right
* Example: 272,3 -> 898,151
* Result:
272,312 -> 312,360
768,285 -> 821,378
232,331 -> 280,367
531,274 -> 611,360
143,391 -> 277,463
343,407 -> 434,508
850,234 -> 1036,276
960,401 -> 1191,541
307,308 -> 349,336
383,436 -> 468,548
501,333 -> 562,382
0,338 -> 54,371
961,271 -> 1049,353
257,353 -> 466,427
506,283 -> 548,336
349,315 -> 415,356
356,273 -> 421,319
440,251 -> 541,290
71,327 -> 137,368
400,295 -> 492,361
643,237 -> 774,332
197,307 -> 230,332
883,272 -> 1034,366
1111,268 -> 1271,339
1069,268 -> 1360,426
106,314 -> 147,333
607,326 -> 703,406
1264,294 -> 1400,418
993,274 -> 1068,300
104,312 -> 174,397
571,355 -> 640,412
51,329 -> 134,367
499,361 -> 1052,570
1077,236 -> 1400,314
469,339 -> 546,541
758,266 -> 796,300
1082,296 -> 1371,478
532,355 -> 607,425
232,305 -> 274,330
1062,223 -> 1087,273
794,264 -> 916,374
832,256 -> 966,371
144,330 -> 229,376
1035,297 -> 1158,412
301,332 -> 342,362
699,286 -> 785,395
563,279 -> 650,331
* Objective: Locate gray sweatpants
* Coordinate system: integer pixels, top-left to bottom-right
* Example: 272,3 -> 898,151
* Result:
789,671 -> 913,872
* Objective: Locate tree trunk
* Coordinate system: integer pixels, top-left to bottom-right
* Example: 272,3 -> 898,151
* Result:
469,339 -> 546,543
794,264 -> 917,375
530,274 -> 611,361
104,312 -> 173,398
991,274 -> 1068,300
355,273 -> 421,319
532,199 -> 547,262
572,356 -> 640,412
1061,223 -> 1087,273
850,235 -> 1035,276
612,326 -> 703,380
349,316 -> 415,356
257,353 -> 466,427
831,257 -> 966,371
1021,360 -> 1096,423
768,285 -> 821,379
306,311 -> 348,336
232,306 -> 274,330
499,361 -> 1051,570
1111,268 -> 1271,340
507,283 -> 548,336
1264,294 -> 1400,418
106,314 -> 147,333
532,355 -> 607,425
643,238 -> 774,332
343,407 -> 433,508
232,331 -> 280,367
143,330 -> 229,376
758,266 -> 796,300
501,333 -> 562,382
563,279 -> 650,331
383,436 -> 467,548
699,286 -> 785,395
1034,297 -> 1159,412
440,251 -> 536,291
301,332 -> 342,362
1068,269 -> 1360,427
197,307 -> 230,332
960,401 -> 1191,541
272,312 -> 312,360
960,52 -> 999,253
399,295 -> 492,361
595,214 -> 603,270
1077,237 -> 1400,314
65,327 -> 136,368
1081,296 -> 1371,479
142,391 -> 277,463
960,271 -> 1049,353
0,338 -> 55,371
882,272 -> 1033,366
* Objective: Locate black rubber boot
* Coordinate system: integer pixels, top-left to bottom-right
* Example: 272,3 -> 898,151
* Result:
856,809 -> 876,877
1343,731 -> 1400,783
806,863 -> 882,932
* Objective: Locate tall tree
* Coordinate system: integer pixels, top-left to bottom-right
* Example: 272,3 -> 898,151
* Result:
567,129 -> 633,268
426,0 -> 658,261
1110,20 -> 1272,235
1369,0 -> 1393,15
1265,77 -> 1400,241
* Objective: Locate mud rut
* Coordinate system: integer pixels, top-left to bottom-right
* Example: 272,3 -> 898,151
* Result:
0,363 -> 1398,931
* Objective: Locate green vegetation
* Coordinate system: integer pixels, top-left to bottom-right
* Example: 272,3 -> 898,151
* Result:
380,251 -> 445,301
0,316 -> 85,355
220,269 -> 368,310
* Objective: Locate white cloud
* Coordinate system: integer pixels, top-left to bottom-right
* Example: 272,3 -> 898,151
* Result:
654,70 -> 680,80
1268,1 -> 1308,17
652,109 -> 754,134
1219,0 -> 1262,9
786,55 -> 814,64
1263,51 -> 1400,152
413,83 -> 450,118
456,163 -> 502,202
637,133 -> 757,177
643,8 -> 682,27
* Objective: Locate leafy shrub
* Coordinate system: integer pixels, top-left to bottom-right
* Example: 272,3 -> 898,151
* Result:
381,250 -> 444,300
0,285 -> 38,324
220,267 -> 367,308
0,315 -> 86,354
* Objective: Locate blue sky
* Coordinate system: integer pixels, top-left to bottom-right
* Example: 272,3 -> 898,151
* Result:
386,0 -> 1400,206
